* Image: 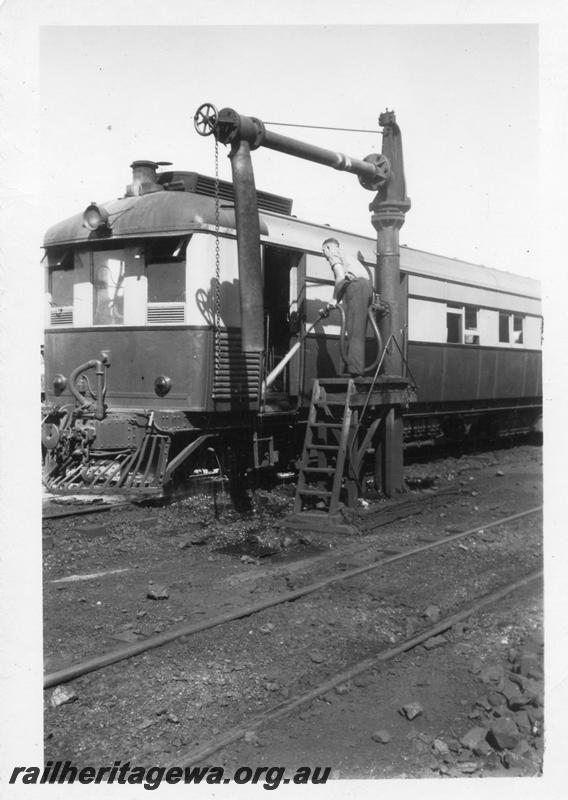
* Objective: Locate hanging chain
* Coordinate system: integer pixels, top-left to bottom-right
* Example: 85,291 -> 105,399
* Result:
214,138 -> 221,375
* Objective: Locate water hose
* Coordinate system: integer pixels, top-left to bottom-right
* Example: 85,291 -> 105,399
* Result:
263,305 -> 335,392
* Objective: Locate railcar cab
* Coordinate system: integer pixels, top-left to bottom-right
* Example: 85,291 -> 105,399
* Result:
43,162 -> 303,414
46,237 -> 188,329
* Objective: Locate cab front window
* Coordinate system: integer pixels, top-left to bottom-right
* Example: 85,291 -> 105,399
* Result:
47,249 -> 74,326
93,250 -> 125,325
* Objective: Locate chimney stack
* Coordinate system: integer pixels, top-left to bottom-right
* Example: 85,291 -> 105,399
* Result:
126,160 -> 171,196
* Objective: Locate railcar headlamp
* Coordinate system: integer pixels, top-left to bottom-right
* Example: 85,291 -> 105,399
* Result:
53,374 -> 67,394
154,375 -> 172,397
82,202 -> 110,231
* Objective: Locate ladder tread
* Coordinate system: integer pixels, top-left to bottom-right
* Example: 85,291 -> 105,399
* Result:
294,377 -> 368,516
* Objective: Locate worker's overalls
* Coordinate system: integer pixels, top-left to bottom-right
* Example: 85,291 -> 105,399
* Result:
337,276 -> 374,376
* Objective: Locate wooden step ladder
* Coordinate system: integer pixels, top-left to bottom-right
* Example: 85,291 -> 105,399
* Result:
294,378 -> 359,516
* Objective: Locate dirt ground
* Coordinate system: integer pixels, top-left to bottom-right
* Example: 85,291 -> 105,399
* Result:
43,440 -> 546,780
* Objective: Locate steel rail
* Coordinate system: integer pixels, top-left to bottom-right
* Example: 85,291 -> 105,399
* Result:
43,501 -> 133,521
44,505 -> 541,688
170,568 -> 543,767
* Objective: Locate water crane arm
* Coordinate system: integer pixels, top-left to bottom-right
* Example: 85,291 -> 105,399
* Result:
194,104 -> 391,191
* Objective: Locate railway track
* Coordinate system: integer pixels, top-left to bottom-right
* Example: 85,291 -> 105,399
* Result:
44,506 -> 541,689
43,501 -> 542,770
170,569 -> 542,767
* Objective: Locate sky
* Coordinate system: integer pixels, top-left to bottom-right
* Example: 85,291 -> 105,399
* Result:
1,2 -> 568,796
39,24 -> 538,277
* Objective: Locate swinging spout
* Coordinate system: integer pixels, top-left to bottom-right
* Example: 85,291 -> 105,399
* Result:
194,104 -> 392,192
193,102 -> 394,360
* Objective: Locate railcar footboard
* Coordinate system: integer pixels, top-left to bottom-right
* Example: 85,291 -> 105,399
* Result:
42,409 -> 171,494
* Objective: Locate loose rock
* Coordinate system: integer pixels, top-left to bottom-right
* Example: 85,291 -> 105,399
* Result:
353,673 -> 373,688
473,739 -> 493,757
487,718 -> 521,751
399,701 -> 424,720
487,691 -> 504,707
458,761 -> 479,774
514,709 -> 532,736
259,623 -> 275,635
431,738 -> 450,757
460,726 -> 487,751
479,664 -> 505,686
50,686 -> 78,708
423,604 -> 441,622
146,585 -> 169,600
371,730 -> 391,744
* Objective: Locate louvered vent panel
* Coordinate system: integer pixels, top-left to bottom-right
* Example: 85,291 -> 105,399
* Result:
50,307 -> 73,326
213,332 -> 262,401
147,303 -> 185,324
158,171 -> 293,215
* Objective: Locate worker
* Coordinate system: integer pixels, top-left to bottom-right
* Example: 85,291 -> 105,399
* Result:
322,237 -> 373,377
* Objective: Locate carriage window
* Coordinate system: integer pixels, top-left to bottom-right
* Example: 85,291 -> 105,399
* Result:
146,238 -> 187,302
513,315 -> 524,344
499,312 -> 510,343
465,306 -> 477,329
464,305 -> 479,345
93,250 -> 125,325
446,303 -> 462,343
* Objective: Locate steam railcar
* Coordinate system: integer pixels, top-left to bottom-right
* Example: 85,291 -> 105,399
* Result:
42,161 -> 542,492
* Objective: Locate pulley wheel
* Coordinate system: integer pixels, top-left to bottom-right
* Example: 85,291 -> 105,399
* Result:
194,103 -> 219,136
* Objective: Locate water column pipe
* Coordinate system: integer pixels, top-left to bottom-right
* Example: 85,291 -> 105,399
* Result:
369,111 -> 411,494
371,111 -> 411,377
227,137 -> 265,353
